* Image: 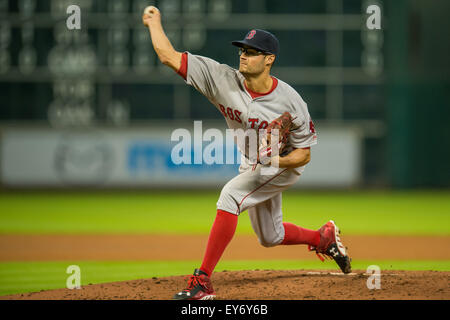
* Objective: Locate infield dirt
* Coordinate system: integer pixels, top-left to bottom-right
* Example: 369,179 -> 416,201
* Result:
1,234 -> 449,300
2,270 -> 449,300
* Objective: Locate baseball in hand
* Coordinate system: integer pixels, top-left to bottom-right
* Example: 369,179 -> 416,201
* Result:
142,6 -> 160,26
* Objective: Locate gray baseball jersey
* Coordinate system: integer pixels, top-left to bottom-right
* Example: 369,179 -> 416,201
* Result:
182,52 -> 317,174
179,52 -> 318,246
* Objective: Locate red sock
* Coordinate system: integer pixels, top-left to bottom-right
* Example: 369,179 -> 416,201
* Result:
281,222 -> 320,247
200,210 -> 238,277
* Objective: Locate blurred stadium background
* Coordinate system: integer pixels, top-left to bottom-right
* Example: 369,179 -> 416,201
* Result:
0,0 -> 449,189
0,0 -> 449,297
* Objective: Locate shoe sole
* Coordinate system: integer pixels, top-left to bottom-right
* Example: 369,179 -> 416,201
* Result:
328,220 -> 352,274
173,293 -> 216,300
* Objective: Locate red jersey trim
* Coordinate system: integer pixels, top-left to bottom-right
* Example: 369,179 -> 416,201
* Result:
177,52 -> 188,80
244,77 -> 278,99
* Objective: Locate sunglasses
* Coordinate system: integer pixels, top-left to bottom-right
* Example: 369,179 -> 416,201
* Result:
238,47 -> 268,57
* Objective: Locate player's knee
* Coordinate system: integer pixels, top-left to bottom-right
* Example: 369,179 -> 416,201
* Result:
258,235 -> 282,248
216,185 -> 239,214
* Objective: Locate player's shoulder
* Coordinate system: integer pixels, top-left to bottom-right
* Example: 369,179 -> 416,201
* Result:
275,78 -> 305,100
188,52 -> 234,70
274,77 -> 308,108
188,52 -> 238,80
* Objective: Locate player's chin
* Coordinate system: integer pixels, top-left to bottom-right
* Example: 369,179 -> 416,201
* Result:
239,65 -> 250,74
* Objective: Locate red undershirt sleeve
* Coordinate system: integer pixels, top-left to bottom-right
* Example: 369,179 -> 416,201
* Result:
176,52 -> 188,81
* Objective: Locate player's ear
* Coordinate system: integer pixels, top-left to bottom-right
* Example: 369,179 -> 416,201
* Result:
266,54 -> 275,68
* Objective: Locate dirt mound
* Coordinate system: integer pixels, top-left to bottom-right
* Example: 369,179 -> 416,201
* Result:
2,270 -> 449,300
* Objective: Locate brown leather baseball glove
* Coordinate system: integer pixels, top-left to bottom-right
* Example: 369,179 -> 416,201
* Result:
257,111 -> 296,166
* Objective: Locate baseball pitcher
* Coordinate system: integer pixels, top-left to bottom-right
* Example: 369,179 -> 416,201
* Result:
143,6 -> 352,300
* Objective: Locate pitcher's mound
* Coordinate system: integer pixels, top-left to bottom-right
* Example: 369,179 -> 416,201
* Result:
2,269 -> 449,300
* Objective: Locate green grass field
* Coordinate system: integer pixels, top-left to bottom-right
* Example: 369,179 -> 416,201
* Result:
1,190 -> 449,235
0,190 -> 449,296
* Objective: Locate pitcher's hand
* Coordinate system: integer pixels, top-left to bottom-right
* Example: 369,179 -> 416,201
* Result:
142,6 -> 161,27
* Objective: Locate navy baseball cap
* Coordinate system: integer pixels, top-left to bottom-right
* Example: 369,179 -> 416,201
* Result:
232,29 -> 280,56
